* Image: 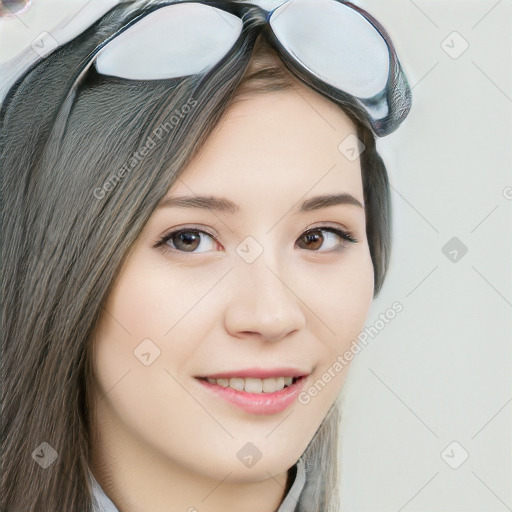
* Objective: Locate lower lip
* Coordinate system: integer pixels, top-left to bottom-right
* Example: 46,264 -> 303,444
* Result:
195,376 -> 308,415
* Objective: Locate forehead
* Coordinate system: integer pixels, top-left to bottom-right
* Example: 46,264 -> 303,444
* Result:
170,86 -> 363,202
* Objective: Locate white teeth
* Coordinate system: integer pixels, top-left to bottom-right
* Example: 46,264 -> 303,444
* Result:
262,377 -> 277,393
204,376 -> 297,393
229,377 -> 245,391
207,377 -> 229,387
244,378 -> 262,393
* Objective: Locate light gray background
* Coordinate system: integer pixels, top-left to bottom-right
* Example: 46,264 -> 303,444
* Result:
342,1 -> 512,511
1,1 -> 511,510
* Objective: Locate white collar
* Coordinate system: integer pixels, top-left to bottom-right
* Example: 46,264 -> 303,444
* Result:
89,458 -> 306,512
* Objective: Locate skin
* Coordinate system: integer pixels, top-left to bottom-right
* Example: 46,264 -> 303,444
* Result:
89,82 -> 375,512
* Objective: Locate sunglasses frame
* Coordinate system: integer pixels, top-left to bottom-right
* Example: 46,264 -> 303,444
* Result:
87,0 -> 413,137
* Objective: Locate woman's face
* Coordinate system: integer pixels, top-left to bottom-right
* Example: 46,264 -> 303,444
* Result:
90,84 -> 374,484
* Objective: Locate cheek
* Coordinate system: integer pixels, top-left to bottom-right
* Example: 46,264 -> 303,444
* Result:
95,257 -> 226,362
298,244 -> 374,391
290,250 -> 374,448
303,243 -> 374,343
89,253 -> 232,421
333,251 -> 374,340
89,262 -> 223,466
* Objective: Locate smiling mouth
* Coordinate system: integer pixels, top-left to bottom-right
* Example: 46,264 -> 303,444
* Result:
196,376 -> 303,394
194,374 -> 308,415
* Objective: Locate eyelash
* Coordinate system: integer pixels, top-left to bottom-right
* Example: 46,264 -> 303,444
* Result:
154,224 -> 359,259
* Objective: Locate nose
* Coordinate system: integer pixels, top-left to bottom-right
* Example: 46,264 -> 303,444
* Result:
224,258 -> 307,342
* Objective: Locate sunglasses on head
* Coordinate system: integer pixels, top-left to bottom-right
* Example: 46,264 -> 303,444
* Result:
90,0 -> 412,137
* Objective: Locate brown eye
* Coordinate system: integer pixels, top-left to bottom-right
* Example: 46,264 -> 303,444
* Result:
296,227 -> 357,252
161,229 -> 217,254
298,229 -> 324,250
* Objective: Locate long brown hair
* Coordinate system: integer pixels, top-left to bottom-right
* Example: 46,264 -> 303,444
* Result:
1,2 -> 391,511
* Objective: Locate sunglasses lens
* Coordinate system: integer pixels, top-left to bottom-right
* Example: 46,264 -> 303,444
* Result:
95,4 -> 242,79
270,0 -> 390,99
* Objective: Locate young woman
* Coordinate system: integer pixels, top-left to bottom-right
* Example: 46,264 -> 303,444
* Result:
0,1 -> 412,511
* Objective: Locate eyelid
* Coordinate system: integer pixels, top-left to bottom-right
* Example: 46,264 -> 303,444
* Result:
152,224 -> 221,259
299,219 -> 359,240
299,220 -> 352,235
154,224 -> 219,245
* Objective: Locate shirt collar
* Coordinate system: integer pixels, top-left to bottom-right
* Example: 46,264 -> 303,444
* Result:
89,458 -> 306,512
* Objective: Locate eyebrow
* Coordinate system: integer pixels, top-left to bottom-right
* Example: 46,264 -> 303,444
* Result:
157,193 -> 364,213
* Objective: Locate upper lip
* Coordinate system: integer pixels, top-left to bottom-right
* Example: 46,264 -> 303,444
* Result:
197,367 -> 311,379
